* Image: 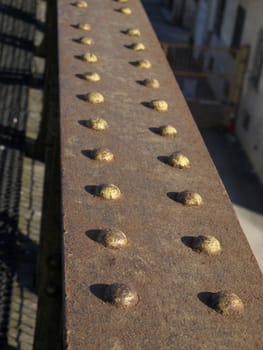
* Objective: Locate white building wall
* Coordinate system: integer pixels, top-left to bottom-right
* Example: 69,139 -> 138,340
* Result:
195,0 -> 263,183
236,1 -> 263,184
220,1 -> 239,47
182,0 -> 197,29
171,0 -> 263,183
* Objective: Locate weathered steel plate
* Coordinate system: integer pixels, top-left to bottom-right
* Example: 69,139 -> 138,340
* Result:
58,1 -> 263,349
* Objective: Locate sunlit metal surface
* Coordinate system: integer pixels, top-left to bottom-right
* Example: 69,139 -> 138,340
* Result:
58,1 -> 263,348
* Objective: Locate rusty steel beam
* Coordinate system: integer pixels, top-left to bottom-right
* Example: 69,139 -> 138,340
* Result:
57,1 -> 263,349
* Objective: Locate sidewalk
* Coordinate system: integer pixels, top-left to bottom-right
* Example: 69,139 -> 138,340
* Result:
142,0 -> 263,272
0,0 -> 46,348
201,129 -> 263,271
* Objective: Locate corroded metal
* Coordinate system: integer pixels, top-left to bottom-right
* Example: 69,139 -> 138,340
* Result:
58,0 -> 263,349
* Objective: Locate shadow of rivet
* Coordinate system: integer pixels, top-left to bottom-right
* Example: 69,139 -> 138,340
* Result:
90,284 -> 108,302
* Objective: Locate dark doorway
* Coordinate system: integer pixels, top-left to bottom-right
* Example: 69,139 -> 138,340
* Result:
231,5 -> 246,48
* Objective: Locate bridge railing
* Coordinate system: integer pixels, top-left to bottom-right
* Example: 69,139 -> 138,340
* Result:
53,1 -> 263,348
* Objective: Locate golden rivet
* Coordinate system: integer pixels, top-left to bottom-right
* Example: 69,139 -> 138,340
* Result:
125,28 -> 141,37
150,99 -> 168,112
119,7 -> 132,14
192,235 -> 221,255
74,0 -> 88,8
142,78 -> 160,88
159,125 -> 177,136
86,118 -> 109,131
98,229 -> 127,249
83,72 -> 101,82
85,92 -> 104,104
83,52 -> 98,63
177,191 -> 203,206
135,59 -> 152,69
130,43 -> 146,51
211,291 -> 244,316
168,152 -> 190,169
92,148 -> 114,162
79,37 -> 94,45
77,23 -> 91,31
104,283 -> 138,308
99,184 -> 121,200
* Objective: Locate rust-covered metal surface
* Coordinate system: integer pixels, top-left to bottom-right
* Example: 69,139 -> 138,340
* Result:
58,1 -> 263,349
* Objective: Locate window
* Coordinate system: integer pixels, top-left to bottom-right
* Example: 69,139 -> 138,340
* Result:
214,0 -> 226,37
242,110 -> 251,131
251,29 -> 263,90
231,6 -> 246,48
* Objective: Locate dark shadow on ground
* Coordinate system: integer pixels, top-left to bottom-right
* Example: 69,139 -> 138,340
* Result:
201,129 -> 263,215
0,0 -> 42,347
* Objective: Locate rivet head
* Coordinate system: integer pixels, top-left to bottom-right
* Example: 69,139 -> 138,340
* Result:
77,23 -> 91,31
192,235 -> 221,255
177,191 -> 203,206
142,78 -> 160,88
74,0 -> 88,8
104,283 -> 138,308
83,72 -> 101,82
159,125 -> 177,136
130,43 -> 146,51
119,7 -> 132,14
83,52 -> 98,63
126,28 -> 141,37
92,148 -> 114,161
79,37 -> 94,45
168,152 -> 190,169
98,229 -> 127,249
86,118 -> 109,131
211,291 -> 244,316
85,92 -> 104,104
135,59 -> 152,69
98,184 -> 121,200
150,100 -> 168,112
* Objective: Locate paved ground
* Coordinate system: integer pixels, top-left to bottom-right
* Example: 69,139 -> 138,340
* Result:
0,0 -> 46,348
201,130 -> 263,271
142,0 -> 263,272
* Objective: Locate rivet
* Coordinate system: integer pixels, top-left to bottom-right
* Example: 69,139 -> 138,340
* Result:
74,0 -> 88,8
83,52 -> 98,63
92,148 -> 114,161
104,283 -> 138,308
150,99 -> 168,112
159,125 -> 177,136
83,72 -> 101,82
79,37 -> 94,45
211,291 -> 244,316
168,152 -> 190,169
125,28 -> 141,37
86,118 -> 109,131
142,78 -> 160,88
98,229 -> 127,249
191,235 -> 221,255
176,191 -> 203,206
119,7 -> 132,14
98,184 -> 121,200
115,0 -> 128,3
85,92 -> 104,104
77,23 -> 92,31
135,59 -> 152,69
46,284 -> 57,296
130,43 -> 146,51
